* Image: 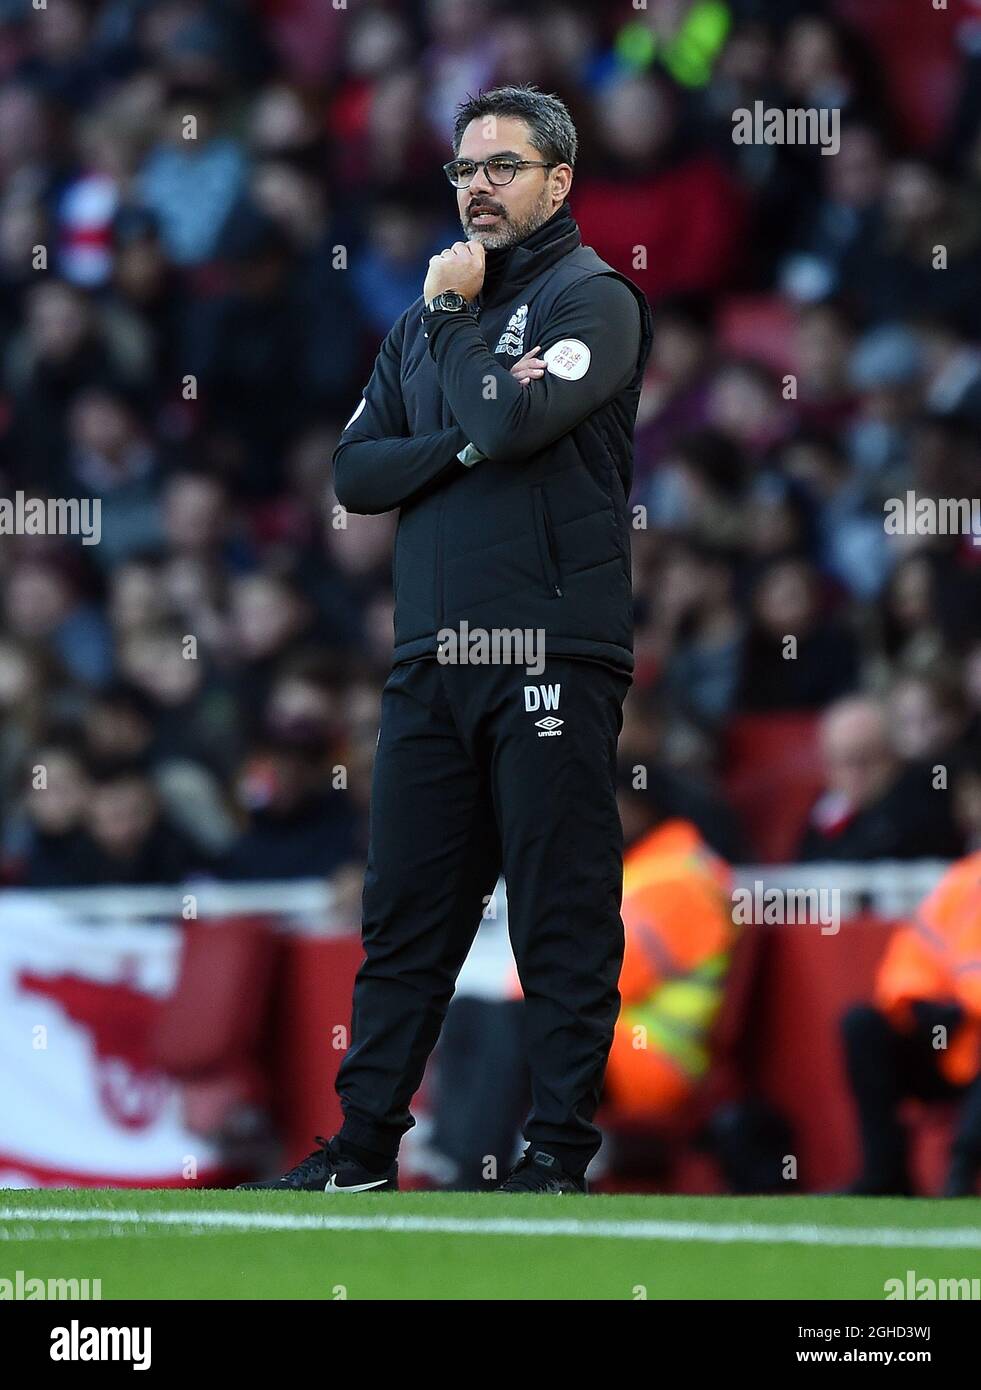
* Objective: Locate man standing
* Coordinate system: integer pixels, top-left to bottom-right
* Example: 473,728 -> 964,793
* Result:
239,84 -> 652,1195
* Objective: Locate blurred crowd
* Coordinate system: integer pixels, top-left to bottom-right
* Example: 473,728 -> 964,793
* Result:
2,0 -> 981,888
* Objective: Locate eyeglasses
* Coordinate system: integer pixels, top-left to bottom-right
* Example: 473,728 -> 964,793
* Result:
443,156 -> 557,188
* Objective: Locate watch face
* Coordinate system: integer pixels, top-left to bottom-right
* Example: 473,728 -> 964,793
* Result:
440,292 -> 465,309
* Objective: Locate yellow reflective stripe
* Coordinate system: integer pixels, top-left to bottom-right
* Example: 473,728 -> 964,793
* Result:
623,996 -> 715,1078
688,951 -> 729,983
654,980 -> 723,1035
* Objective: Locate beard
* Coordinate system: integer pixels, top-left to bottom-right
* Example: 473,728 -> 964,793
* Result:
462,184 -> 555,250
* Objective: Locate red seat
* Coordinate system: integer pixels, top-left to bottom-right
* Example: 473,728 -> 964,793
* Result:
722,713 -> 824,863
716,295 -> 798,376
834,0 -> 960,150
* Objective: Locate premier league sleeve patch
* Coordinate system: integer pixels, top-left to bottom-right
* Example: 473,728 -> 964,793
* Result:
543,339 -> 591,381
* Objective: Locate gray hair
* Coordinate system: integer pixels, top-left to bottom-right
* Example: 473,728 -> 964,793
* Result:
451,84 -> 578,167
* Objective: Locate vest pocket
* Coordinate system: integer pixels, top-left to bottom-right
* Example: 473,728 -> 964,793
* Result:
532,484 -> 563,598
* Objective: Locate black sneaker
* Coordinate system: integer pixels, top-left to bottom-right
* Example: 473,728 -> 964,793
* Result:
236,1135 -> 398,1192
496,1149 -> 587,1194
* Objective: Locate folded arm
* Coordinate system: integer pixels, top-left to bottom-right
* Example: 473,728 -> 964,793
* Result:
332,311 -> 468,515
425,275 -> 642,463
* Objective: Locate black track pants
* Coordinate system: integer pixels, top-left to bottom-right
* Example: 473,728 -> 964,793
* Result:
841,1003 -> 981,1186
336,654 -> 631,1176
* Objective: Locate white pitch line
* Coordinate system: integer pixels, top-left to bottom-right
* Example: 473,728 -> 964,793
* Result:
1,1207 -> 981,1250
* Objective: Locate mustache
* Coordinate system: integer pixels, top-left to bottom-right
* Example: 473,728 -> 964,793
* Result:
467,201 -> 507,218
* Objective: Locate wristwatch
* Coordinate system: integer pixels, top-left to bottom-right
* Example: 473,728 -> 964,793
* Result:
424,290 -> 471,314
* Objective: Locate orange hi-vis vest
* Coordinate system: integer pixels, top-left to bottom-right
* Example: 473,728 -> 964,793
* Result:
605,819 -> 736,1116
874,850 -> 981,1087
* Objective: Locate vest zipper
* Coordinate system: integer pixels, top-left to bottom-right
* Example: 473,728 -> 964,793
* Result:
435,492 -> 446,629
534,485 -> 563,598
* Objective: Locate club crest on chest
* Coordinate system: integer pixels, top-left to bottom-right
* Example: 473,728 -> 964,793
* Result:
494,303 -> 529,356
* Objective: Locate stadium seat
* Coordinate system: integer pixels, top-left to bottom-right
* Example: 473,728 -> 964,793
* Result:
716,295 -> 798,376
834,0 -> 961,149
722,713 -> 824,863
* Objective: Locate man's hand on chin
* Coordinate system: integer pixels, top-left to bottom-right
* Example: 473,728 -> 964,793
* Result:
423,239 -> 486,304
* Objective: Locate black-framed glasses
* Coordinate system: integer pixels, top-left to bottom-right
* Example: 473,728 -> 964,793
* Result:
443,156 -> 557,188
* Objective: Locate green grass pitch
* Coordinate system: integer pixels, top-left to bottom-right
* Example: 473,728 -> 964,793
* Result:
2,1189 -> 980,1300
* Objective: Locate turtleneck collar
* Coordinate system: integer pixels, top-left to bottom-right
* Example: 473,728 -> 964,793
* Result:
478,201 -> 581,310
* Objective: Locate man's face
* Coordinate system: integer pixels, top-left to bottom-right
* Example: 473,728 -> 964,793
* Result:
90,777 -> 157,858
455,115 -> 565,250
821,706 -> 895,808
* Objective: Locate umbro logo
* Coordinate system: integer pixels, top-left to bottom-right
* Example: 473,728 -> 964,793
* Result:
525,684 -> 562,733
495,303 -> 528,357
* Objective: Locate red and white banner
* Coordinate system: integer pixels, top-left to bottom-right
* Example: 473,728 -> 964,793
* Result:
0,894 -> 231,1188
